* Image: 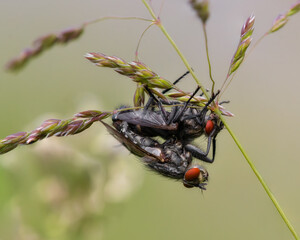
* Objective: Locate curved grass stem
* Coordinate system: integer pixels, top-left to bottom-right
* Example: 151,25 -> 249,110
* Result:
142,1 -> 299,239
202,23 -> 215,94
84,16 -> 153,26
135,22 -> 156,61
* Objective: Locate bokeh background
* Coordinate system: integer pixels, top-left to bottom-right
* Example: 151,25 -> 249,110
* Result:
0,0 -> 299,239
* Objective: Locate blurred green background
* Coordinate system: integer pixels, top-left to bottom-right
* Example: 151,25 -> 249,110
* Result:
0,0 -> 299,239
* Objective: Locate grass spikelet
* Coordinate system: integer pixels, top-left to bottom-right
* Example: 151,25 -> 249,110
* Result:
287,1 -> 300,16
133,83 -> 145,107
0,132 -> 28,154
269,14 -> 289,33
227,14 -> 255,77
85,52 -> 173,90
269,1 -> 300,33
0,110 -> 110,154
189,0 -> 210,24
6,25 -> 84,72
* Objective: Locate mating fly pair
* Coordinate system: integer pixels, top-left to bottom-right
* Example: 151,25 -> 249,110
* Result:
101,71 -> 224,190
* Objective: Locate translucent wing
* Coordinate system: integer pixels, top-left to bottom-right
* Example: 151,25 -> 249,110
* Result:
101,121 -> 163,161
115,110 -> 178,130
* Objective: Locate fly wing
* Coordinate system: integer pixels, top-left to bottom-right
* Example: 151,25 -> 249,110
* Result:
115,110 -> 178,130
101,121 -> 162,161
101,121 -> 146,157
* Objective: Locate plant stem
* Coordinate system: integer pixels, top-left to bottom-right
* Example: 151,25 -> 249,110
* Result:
142,0 -> 209,99
202,23 -> 215,94
218,112 -> 299,240
142,1 -> 299,239
84,16 -> 152,26
135,22 -> 156,61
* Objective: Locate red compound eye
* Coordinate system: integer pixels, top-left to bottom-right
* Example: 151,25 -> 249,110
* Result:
184,167 -> 200,181
205,120 -> 214,135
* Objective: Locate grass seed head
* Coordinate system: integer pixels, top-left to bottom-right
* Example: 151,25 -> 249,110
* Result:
269,14 -> 289,33
287,0 -> 300,16
268,1 -> 300,34
6,26 -> 84,72
189,0 -> 210,24
86,53 -> 173,90
133,84 -> 145,107
0,109 -> 111,154
241,14 -> 255,41
227,15 -> 254,76
74,110 -> 109,119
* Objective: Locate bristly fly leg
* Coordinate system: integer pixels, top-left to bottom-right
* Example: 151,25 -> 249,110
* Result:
182,90 -> 220,125
219,100 -> 230,105
144,70 -> 190,111
143,85 -> 169,123
185,137 -> 216,163
184,121 -> 222,164
168,86 -> 200,124
144,85 -> 201,125
162,70 -> 190,94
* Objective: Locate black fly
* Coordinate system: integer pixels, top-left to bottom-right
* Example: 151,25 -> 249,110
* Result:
112,84 -> 223,164
104,72 -> 226,189
101,120 -> 209,189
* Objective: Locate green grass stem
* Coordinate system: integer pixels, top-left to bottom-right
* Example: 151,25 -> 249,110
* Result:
202,23 -> 215,94
218,112 -> 299,240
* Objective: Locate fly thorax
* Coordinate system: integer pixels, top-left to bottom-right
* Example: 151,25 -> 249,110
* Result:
183,119 -> 204,137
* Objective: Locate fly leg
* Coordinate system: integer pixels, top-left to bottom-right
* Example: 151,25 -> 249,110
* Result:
168,86 -> 200,124
144,71 -> 202,125
185,133 -> 217,163
143,85 -> 169,123
182,90 -> 220,125
143,85 -> 200,126
162,70 -> 190,94
144,71 -> 190,111
142,84 -> 199,125
147,85 -> 201,125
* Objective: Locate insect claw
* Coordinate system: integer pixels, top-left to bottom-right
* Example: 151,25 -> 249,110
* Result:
199,183 -> 207,190
219,100 -> 230,105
